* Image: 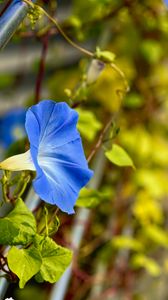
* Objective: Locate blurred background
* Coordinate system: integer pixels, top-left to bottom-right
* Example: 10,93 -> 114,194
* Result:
1,0 -> 168,299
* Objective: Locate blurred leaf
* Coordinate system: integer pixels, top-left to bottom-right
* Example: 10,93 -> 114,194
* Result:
105,144 -> 135,168
76,187 -> 105,208
48,69 -> 79,100
91,67 -> 125,112
73,0 -> 119,22
140,40 -> 162,64
131,254 -> 161,277
135,169 -> 168,198
112,236 -> 144,251
132,191 -> 163,225
0,198 -> 36,245
152,137 -> 168,167
124,93 -> 144,108
76,108 -> 102,141
143,225 -> 168,248
119,126 -> 152,163
7,246 -> 42,288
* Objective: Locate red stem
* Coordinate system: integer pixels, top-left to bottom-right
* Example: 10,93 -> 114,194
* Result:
34,34 -> 49,104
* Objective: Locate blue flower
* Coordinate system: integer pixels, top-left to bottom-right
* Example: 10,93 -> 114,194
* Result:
164,0 -> 168,6
0,108 -> 26,148
0,100 -> 93,214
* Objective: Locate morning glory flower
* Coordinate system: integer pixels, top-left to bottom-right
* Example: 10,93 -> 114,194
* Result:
0,108 -> 26,149
0,100 -> 93,214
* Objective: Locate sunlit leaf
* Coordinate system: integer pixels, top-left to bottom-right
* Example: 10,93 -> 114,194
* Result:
105,144 -> 135,168
0,198 -> 36,245
77,108 -> 102,141
132,191 -> 163,225
76,187 -> 107,208
7,246 -> 42,288
131,254 -> 161,277
112,236 -> 143,251
143,225 -> 168,248
34,236 -> 72,283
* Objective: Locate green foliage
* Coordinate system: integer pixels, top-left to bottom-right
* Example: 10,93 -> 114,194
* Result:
105,144 -> 135,168
76,187 -> 106,208
77,108 -> 102,141
0,198 -> 72,287
131,254 -> 161,277
7,246 -> 42,288
112,236 -> 143,251
7,234 -> 72,287
143,225 -> 168,248
140,40 -> 163,64
0,198 -> 36,245
132,191 -> 163,225
124,93 -> 144,109
34,235 -> 72,283
135,169 -> 168,198
72,0 -> 120,23
94,47 -> 116,63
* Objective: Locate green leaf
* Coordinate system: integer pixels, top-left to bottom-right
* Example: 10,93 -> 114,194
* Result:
76,108 -> 102,141
0,198 -> 36,245
131,254 -> 161,277
105,144 -> 135,169
124,93 -> 144,109
34,236 -> 72,283
76,187 -> 104,208
140,40 -> 162,64
7,246 -> 42,288
94,47 -> 116,63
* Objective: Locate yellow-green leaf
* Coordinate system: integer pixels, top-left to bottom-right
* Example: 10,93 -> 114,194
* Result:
131,254 -> 161,277
105,144 -> 135,168
77,108 -> 102,141
34,236 -> 72,283
94,47 -> 116,63
7,246 -> 42,288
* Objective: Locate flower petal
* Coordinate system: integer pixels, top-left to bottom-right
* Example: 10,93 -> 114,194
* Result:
33,139 -> 93,213
0,150 -> 35,171
25,100 -> 79,149
25,100 -> 93,214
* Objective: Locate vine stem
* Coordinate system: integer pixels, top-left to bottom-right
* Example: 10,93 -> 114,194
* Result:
110,63 -> 129,93
34,33 -> 49,104
23,0 -> 94,58
87,118 -> 113,163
